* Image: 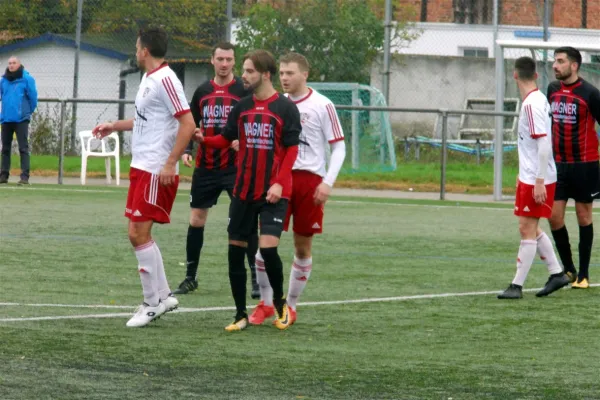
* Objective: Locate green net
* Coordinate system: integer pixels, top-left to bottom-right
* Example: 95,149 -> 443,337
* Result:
308,82 -> 396,172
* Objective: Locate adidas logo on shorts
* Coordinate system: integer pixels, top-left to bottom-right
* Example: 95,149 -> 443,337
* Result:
523,206 -> 530,212
133,210 -> 143,217
312,223 -> 320,229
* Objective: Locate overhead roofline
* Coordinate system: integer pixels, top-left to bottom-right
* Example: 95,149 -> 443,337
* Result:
0,32 -> 129,61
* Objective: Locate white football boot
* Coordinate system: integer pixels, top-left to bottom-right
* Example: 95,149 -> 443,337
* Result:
126,302 -> 167,327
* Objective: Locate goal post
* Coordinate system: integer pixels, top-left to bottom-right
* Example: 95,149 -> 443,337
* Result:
494,40 -> 600,201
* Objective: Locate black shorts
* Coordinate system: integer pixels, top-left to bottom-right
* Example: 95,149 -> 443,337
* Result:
228,197 -> 289,242
555,161 -> 600,203
189,168 -> 235,209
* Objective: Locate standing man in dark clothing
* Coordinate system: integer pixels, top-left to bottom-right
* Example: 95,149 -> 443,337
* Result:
198,49 -> 301,332
174,42 -> 260,299
547,47 -> 600,289
0,56 -> 38,185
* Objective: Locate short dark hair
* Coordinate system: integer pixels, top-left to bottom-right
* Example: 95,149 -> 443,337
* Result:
554,46 -> 582,70
243,50 -> 277,79
279,52 -> 310,72
212,42 -> 235,56
138,27 -> 168,58
514,56 -> 537,81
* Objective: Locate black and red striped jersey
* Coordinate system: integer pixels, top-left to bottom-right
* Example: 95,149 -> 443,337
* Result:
223,93 -> 301,201
547,78 -> 600,163
188,77 -> 250,171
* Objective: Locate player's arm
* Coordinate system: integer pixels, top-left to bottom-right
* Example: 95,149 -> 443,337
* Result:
199,102 -> 239,149
588,87 -> 600,125
165,111 -> 196,168
267,103 -> 301,203
314,102 -> 346,204
182,89 -> 203,166
527,103 -> 552,204
92,119 -> 134,138
158,75 -> 196,185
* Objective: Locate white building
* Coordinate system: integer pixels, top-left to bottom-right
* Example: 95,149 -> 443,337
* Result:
0,33 -> 212,153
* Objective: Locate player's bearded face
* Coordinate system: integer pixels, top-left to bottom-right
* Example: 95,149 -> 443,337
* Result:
553,56 -> 574,80
242,60 -> 263,91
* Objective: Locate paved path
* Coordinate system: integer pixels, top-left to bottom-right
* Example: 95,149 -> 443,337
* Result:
24,176 -> 511,204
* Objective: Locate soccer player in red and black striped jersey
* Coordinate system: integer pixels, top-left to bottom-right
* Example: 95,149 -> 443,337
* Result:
547,46 -> 600,288
197,50 -> 301,331
173,42 -> 260,299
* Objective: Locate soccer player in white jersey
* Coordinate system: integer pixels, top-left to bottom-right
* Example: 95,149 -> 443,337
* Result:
248,52 -> 346,326
92,28 -> 196,326
498,56 -> 570,299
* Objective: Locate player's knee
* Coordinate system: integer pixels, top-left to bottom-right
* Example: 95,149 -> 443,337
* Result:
228,244 -> 246,273
128,226 -> 151,247
294,235 -> 312,259
189,209 -> 207,227
295,246 -> 311,259
518,222 -> 536,239
548,212 -> 564,230
255,250 -> 264,264
575,206 -> 593,226
260,247 -> 280,267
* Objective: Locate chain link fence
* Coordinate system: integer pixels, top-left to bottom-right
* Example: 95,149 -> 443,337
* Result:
0,0 -> 412,155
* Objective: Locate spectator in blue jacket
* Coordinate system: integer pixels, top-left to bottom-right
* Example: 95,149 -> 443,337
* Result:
0,56 -> 38,185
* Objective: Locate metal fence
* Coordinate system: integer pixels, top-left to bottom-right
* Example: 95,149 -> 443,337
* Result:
37,98 -> 519,201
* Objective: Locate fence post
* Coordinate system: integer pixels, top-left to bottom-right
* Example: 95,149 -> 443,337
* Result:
440,110 -> 448,200
415,140 -> 420,161
404,137 -> 410,161
58,100 -> 66,185
476,138 -> 481,165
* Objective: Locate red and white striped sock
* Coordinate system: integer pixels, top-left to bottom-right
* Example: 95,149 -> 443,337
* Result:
287,256 -> 312,310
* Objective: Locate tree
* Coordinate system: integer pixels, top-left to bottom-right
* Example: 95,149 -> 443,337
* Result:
0,0 -> 230,46
235,0 -> 419,84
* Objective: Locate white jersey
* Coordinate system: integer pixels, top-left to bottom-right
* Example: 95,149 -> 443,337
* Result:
517,89 -> 557,185
287,88 -> 344,177
130,63 -> 190,175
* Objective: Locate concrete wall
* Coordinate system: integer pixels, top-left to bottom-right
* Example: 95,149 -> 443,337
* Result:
370,54 -> 600,138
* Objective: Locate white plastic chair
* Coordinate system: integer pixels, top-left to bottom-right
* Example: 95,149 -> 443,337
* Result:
79,130 -> 120,186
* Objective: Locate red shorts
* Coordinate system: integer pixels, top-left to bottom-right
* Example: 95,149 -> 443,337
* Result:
514,180 -> 556,219
125,167 -> 179,224
284,170 -> 325,236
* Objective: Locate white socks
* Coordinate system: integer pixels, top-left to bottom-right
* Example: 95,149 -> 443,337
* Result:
255,251 -> 314,310
512,239 -> 538,286
255,251 -> 273,306
153,241 -> 171,300
536,232 -> 563,275
135,241 -> 160,306
287,257 -> 312,310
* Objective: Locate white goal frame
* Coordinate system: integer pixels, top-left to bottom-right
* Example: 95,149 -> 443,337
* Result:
493,40 -> 600,201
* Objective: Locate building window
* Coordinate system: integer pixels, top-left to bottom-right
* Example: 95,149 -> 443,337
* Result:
462,48 -> 489,58
454,0 -> 493,24
591,55 -> 600,63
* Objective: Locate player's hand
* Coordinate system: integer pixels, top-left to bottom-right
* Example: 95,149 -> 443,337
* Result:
182,153 -> 193,168
266,183 -> 283,203
193,128 -> 204,143
92,122 -> 114,139
230,140 -> 239,152
314,182 -> 332,205
534,179 -> 546,205
159,162 -> 177,186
